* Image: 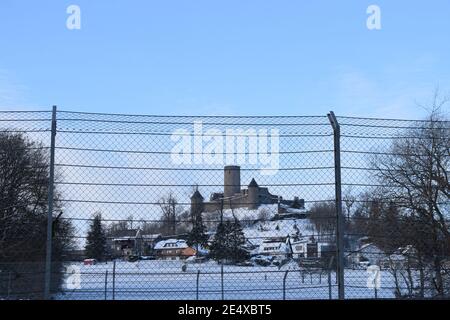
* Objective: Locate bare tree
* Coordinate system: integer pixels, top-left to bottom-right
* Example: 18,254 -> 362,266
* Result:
371,96 -> 450,297
106,219 -> 130,235
0,132 -> 74,298
343,187 -> 356,220
308,201 -> 336,242
257,207 -> 271,222
140,221 -> 162,234
158,192 -> 182,236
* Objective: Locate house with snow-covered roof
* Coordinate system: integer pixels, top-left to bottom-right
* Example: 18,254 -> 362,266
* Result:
109,229 -> 140,257
258,239 -> 289,257
154,239 -> 196,260
109,229 -> 162,258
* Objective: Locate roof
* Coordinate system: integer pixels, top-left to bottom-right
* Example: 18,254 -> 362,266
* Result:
191,190 -> 204,200
154,239 -> 189,250
358,243 -> 383,253
224,165 -> 240,170
141,234 -> 161,240
112,236 -> 135,242
248,178 -> 259,188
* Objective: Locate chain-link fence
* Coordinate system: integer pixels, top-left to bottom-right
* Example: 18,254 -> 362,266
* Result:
338,115 -> 450,299
0,108 -> 448,300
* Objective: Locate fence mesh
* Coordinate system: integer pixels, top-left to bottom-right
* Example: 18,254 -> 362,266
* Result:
338,115 -> 450,299
0,109 -> 448,300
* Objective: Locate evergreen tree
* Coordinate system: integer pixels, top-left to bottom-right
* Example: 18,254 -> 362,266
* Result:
209,221 -> 228,262
209,219 -> 248,263
85,213 -> 107,261
291,197 -> 302,209
187,213 -> 208,253
228,219 -> 248,262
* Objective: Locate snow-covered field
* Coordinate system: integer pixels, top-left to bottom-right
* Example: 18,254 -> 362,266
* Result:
57,260 -> 400,300
55,205 -> 410,300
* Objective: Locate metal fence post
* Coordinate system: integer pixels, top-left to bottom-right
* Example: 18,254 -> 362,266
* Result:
112,260 -> 116,300
44,105 -> 57,300
327,111 -> 345,300
7,270 -> 12,299
328,256 -> 334,300
328,269 -> 332,300
221,264 -> 224,300
283,270 -> 289,300
105,270 -> 108,300
196,270 -> 200,300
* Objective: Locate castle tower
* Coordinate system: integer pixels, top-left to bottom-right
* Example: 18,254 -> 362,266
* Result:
224,165 -> 241,198
247,178 -> 259,210
190,190 -> 204,218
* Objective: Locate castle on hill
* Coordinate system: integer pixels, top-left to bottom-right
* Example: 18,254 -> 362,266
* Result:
190,165 -> 304,214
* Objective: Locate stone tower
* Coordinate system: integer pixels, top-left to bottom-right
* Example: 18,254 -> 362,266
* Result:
224,165 -> 241,198
190,189 -> 204,218
247,178 -> 259,210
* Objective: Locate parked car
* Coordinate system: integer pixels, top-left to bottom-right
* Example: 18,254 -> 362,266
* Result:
271,258 -> 282,267
236,261 -> 254,267
140,256 -> 156,260
83,258 -> 97,265
251,255 -> 273,267
127,255 -> 139,262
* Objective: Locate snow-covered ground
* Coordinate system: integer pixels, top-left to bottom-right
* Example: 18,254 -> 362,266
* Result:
56,205 -> 410,300
217,204 -> 317,248
57,260 -> 402,300
219,204 -> 278,222
245,218 -> 315,245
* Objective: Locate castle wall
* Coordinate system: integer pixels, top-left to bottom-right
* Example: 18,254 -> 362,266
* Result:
203,202 -> 222,213
203,193 -> 250,213
202,187 -> 280,212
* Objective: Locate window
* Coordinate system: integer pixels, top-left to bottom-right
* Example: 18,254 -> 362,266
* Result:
165,243 -> 177,248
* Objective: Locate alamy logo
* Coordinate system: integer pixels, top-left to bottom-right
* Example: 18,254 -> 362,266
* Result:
170,121 -> 280,175
65,265 -> 81,289
367,5 -> 382,30
367,265 -> 381,289
66,5 -> 81,30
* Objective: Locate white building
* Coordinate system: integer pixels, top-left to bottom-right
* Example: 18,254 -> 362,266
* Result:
290,239 -> 334,259
258,240 -> 288,257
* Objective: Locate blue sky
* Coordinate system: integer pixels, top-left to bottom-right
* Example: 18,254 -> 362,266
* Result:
0,0 -> 449,118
